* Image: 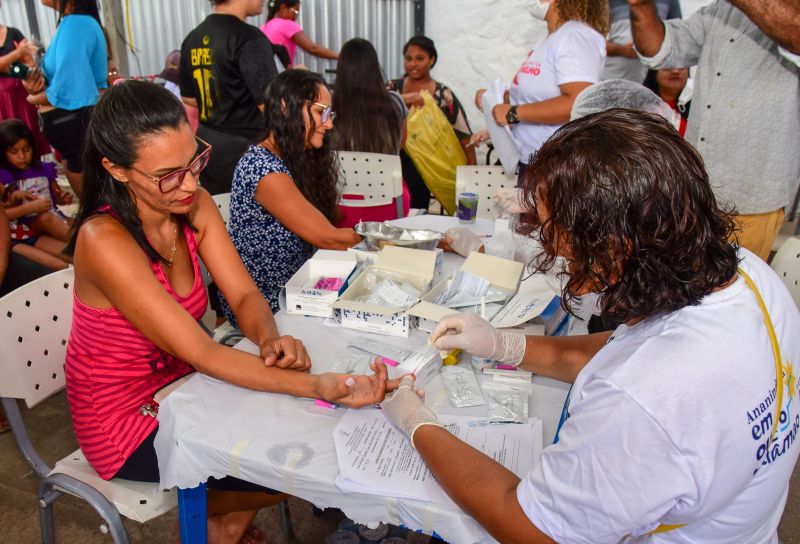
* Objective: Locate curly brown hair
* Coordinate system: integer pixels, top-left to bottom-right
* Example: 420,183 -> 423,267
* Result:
262,70 -> 341,224
555,0 -> 609,35
517,109 -> 739,322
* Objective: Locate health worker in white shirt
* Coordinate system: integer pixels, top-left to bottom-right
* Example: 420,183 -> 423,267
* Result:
476,0 -> 608,185
382,109 -> 800,544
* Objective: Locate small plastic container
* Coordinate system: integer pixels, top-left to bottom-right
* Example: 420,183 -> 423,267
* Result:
456,192 -> 479,223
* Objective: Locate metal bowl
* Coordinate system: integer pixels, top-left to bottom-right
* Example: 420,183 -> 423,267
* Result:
354,221 -> 443,251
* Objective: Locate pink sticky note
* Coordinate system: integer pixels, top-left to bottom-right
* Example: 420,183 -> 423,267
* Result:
314,399 -> 338,409
380,356 -> 399,367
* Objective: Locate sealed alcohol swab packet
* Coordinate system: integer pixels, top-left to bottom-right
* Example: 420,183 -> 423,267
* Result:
396,342 -> 441,387
441,365 -> 485,408
482,367 -> 533,383
329,347 -> 374,375
348,337 -> 414,366
482,382 -> 529,423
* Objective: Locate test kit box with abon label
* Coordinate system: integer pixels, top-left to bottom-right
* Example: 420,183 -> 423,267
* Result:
333,246 -> 437,337
284,250 -> 358,318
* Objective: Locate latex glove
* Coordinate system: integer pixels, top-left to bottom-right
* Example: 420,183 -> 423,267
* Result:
431,312 -> 526,366
443,227 -> 484,257
381,375 -> 441,446
491,188 -> 525,214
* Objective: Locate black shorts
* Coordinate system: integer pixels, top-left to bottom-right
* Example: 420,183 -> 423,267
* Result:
114,427 -> 279,494
40,106 -> 93,173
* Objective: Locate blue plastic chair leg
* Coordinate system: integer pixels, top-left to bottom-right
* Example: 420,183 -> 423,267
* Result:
178,484 -> 207,544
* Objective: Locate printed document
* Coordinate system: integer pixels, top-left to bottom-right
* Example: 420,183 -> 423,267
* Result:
334,409 -> 543,505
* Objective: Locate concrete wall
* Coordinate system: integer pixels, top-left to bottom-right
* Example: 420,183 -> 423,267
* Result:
425,0 -> 712,134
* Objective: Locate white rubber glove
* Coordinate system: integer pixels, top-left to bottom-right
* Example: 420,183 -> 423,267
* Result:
431,312 -> 526,366
491,188 -> 525,214
444,226 -> 484,257
380,375 -> 442,446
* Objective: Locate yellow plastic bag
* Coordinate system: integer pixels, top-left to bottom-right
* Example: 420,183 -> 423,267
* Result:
404,91 -> 466,215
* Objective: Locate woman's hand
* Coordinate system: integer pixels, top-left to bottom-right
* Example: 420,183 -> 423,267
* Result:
467,130 -> 490,148
15,39 -> 38,63
53,185 -> 74,206
315,359 -> 400,408
431,312 -> 526,365
441,226 -> 484,257
9,190 -> 35,205
22,68 -> 44,94
22,196 -> 51,215
381,375 -> 441,444
492,103 -> 512,126
474,88 -> 487,111
260,335 -> 311,371
402,92 -> 425,108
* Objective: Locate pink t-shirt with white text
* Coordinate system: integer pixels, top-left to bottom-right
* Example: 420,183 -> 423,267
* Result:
261,18 -> 302,65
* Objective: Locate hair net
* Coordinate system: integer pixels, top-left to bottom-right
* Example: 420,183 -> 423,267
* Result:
570,79 -> 682,130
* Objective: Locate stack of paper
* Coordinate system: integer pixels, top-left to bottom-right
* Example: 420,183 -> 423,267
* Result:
333,409 -> 543,506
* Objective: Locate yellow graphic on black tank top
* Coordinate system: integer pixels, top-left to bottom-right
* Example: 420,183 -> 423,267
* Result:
190,36 -> 214,122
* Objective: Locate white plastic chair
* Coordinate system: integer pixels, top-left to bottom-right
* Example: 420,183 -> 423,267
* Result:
0,269 -> 176,543
771,236 -> 800,308
455,165 -> 517,220
337,151 -> 404,219
211,192 -> 231,227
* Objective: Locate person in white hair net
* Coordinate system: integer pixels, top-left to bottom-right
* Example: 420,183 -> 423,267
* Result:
442,79 -> 681,263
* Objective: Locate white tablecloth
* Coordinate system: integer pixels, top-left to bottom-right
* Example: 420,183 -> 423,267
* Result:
155,312 -> 569,544
156,215 -> 570,543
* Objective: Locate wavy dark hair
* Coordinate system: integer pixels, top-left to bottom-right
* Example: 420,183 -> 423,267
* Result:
0,119 -> 41,170
517,108 -> 739,322
55,0 -> 101,25
267,0 -> 300,20
64,80 -> 189,264
333,38 -> 402,154
262,69 -> 340,223
402,36 -> 437,68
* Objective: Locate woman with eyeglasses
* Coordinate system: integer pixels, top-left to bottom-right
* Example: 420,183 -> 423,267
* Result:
64,80 -> 394,543
219,69 -> 360,321
261,0 -> 338,68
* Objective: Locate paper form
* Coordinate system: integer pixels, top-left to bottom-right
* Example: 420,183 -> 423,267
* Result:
334,409 -> 543,506
481,80 -> 522,176
490,274 -> 560,328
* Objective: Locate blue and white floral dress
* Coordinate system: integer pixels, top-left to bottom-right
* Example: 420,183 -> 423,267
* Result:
219,145 -> 313,323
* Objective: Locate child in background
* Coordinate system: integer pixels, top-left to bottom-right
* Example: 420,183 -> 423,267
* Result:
0,119 -> 70,269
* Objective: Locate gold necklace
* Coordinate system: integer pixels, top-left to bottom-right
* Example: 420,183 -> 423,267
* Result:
166,220 -> 178,268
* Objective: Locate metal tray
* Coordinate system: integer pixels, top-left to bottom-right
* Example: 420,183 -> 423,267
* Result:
354,222 -> 443,251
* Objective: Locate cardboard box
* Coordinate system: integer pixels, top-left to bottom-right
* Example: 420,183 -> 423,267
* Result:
348,243 -> 444,281
285,250 -> 358,318
409,252 -> 524,333
333,246 -> 437,337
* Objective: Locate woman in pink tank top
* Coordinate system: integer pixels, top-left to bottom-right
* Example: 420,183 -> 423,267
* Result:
64,80 -> 397,543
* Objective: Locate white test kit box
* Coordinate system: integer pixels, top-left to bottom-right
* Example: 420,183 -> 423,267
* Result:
409,251 -> 524,333
333,246 -> 437,337
285,250 -> 358,318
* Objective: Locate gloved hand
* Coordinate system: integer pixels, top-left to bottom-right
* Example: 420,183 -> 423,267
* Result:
491,188 -> 525,215
381,375 -> 442,446
431,312 -> 526,366
443,227 -> 484,257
